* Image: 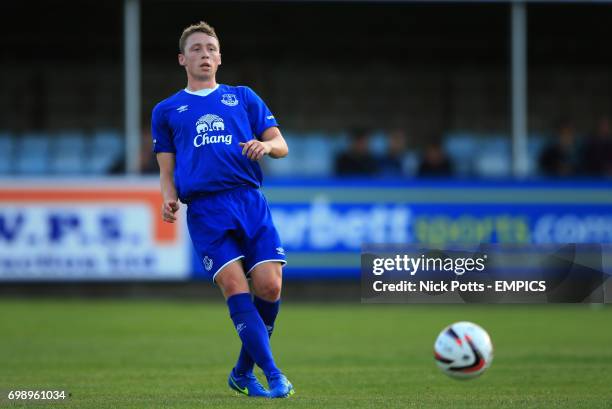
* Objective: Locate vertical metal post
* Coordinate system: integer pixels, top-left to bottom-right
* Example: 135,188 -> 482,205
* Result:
124,0 -> 141,174
511,1 -> 528,177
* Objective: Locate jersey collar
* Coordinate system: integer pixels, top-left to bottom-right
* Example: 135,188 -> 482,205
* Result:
184,84 -> 220,97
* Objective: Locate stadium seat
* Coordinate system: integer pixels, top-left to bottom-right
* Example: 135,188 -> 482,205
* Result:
49,131 -> 87,174
0,133 -> 14,174
369,132 -> 388,156
299,133 -> 336,176
401,150 -> 419,176
14,133 -> 51,175
444,132 -> 478,177
473,135 -> 512,178
87,130 -> 124,174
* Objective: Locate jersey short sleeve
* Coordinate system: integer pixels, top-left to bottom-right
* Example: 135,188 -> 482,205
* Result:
151,104 -> 176,153
243,86 -> 279,138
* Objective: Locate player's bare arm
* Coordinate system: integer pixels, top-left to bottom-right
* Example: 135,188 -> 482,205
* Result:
239,127 -> 289,161
156,152 -> 179,223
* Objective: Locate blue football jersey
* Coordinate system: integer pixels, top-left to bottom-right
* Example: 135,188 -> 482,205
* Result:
151,84 -> 279,202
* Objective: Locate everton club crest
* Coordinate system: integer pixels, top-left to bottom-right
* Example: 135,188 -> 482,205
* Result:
221,93 -> 239,106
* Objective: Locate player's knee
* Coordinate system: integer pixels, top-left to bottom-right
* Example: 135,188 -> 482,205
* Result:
250,262 -> 283,301
259,281 -> 281,301
255,275 -> 282,301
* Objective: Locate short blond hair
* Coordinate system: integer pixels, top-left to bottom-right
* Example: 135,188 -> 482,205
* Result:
179,21 -> 219,53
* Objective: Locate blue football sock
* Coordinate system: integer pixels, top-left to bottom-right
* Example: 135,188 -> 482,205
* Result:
227,293 -> 281,378
234,296 -> 280,375
254,296 -> 281,337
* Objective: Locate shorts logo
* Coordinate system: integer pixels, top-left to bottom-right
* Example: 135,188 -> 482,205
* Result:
276,247 -> 285,255
194,114 -> 232,147
236,323 -> 246,334
221,94 -> 239,107
203,256 -> 213,271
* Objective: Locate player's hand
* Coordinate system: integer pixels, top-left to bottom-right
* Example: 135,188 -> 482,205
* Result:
239,139 -> 271,161
162,199 -> 179,223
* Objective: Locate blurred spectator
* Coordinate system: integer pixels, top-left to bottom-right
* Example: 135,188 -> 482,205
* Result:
538,120 -> 577,177
334,128 -> 379,176
378,129 -> 408,176
417,139 -> 453,177
579,116 -> 612,177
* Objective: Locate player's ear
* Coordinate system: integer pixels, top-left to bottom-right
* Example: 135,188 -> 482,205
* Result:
178,53 -> 186,66
218,52 -> 222,67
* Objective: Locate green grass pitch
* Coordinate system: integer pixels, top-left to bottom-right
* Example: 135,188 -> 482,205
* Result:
1,300 -> 611,408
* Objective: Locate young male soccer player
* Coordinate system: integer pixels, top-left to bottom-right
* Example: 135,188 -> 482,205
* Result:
151,21 -> 293,398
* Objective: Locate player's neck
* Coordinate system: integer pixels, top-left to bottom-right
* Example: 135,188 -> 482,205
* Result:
186,77 -> 218,92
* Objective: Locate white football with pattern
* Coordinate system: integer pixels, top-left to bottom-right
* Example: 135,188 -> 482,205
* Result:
434,321 -> 494,379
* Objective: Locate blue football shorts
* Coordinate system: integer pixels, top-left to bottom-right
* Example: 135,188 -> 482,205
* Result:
186,185 -> 286,282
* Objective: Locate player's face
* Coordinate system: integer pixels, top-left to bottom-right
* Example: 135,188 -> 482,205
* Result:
179,32 -> 221,81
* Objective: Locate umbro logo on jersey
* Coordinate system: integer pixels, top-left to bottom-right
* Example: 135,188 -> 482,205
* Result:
276,247 -> 285,255
177,105 -> 189,113
221,94 -> 239,106
194,114 -> 233,147
266,115 -> 275,120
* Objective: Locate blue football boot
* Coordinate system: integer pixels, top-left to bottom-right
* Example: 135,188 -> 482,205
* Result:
267,373 -> 295,398
228,369 -> 270,398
